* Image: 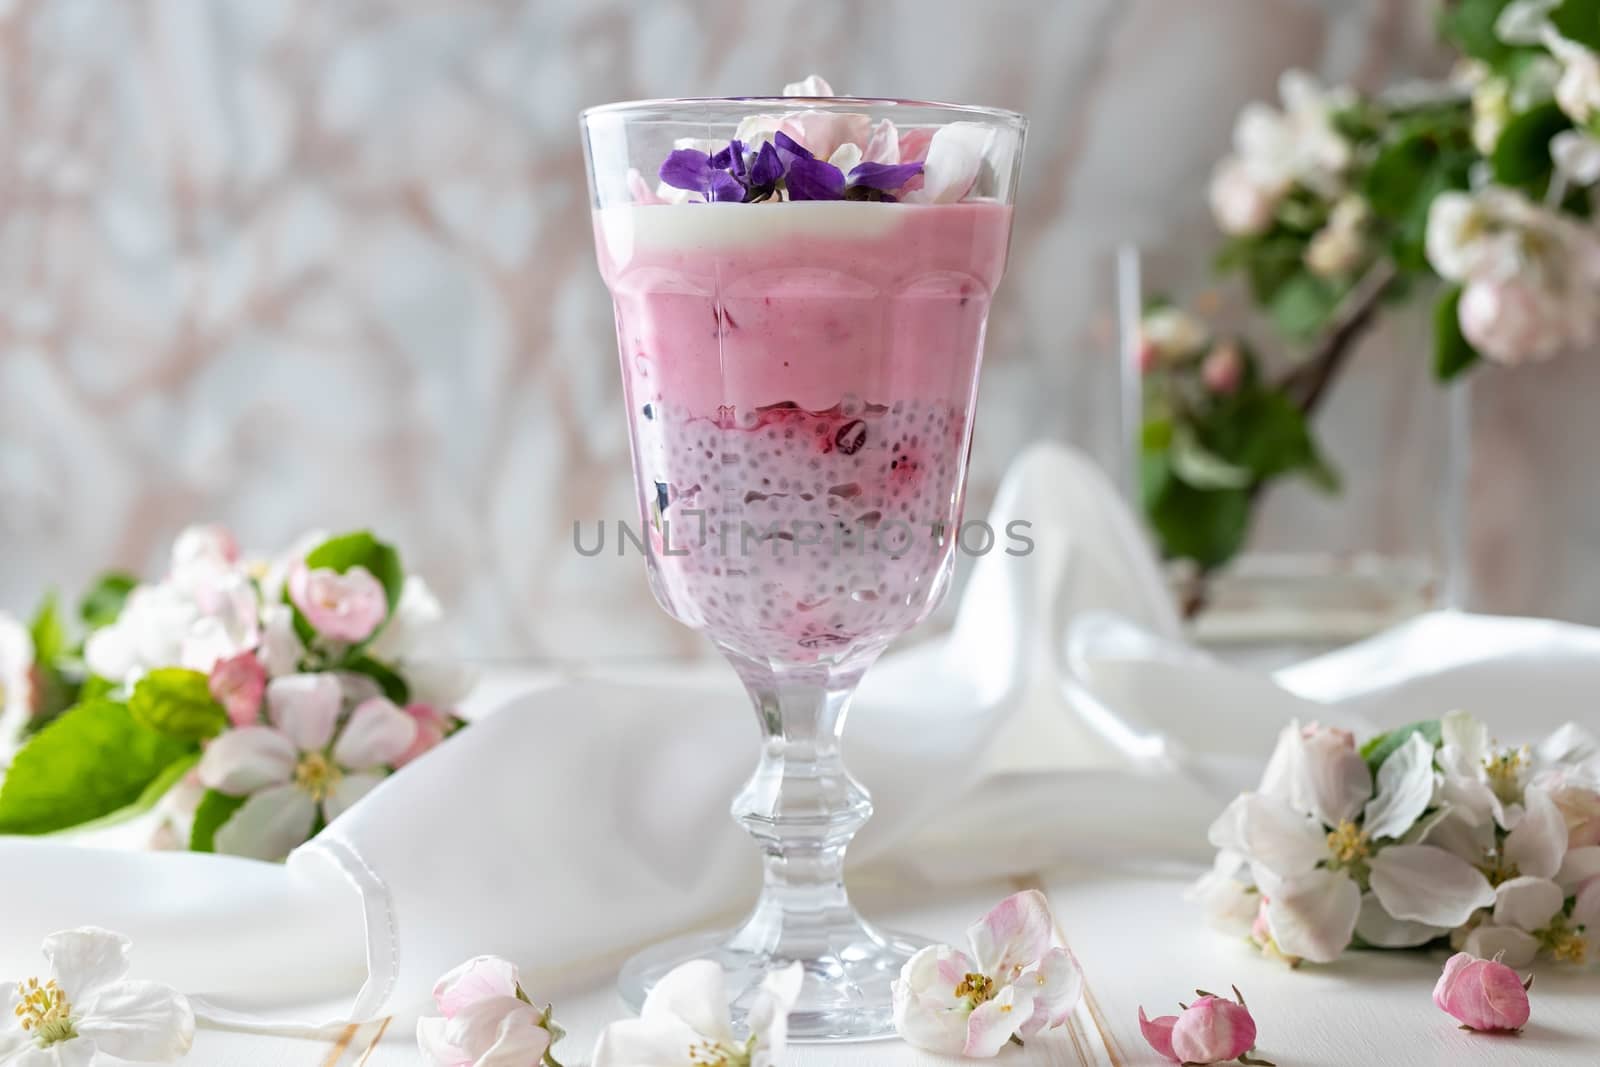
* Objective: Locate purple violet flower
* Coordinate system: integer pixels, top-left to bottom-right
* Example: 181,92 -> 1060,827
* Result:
658,131 -> 924,204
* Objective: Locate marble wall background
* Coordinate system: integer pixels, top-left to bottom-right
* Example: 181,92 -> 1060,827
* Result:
0,0 -> 1590,660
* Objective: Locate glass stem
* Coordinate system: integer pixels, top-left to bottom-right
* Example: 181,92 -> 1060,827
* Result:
726,659 -> 875,960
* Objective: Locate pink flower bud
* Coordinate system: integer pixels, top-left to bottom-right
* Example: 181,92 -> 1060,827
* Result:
288,562 -> 388,643
1141,989 -> 1264,1065
1200,343 -> 1243,395
1433,952 -> 1531,1033
394,703 -> 451,767
1171,995 -> 1258,1064
209,651 -> 267,728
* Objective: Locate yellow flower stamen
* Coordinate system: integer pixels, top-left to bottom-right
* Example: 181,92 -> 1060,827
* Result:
293,752 -> 343,803
1481,852 -> 1521,887
13,977 -> 75,1046
1326,820 -> 1370,872
1484,747 -> 1529,805
955,972 -> 997,1007
1541,917 -> 1589,964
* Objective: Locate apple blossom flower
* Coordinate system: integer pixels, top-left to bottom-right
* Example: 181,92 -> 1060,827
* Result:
0,927 -> 194,1064
197,678 -> 417,861
904,122 -> 992,205
1548,31 -> 1600,126
1140,987 -> 1270,1065
209,651 -> 267,727
366,576 -> 444,662
1210,725 -> 1494,963
1208,156 -> 1278,236
170,523 -> 240,576
288,561 -> 388,644
1187,850 -> 1259,937
1471,75 -> 1512,155
256,528 -> 329,605
1434,952 -> 1532,1032
1228,70 -> 1353,203
179,569 -> 262,674
783,74 -> 834,97
1200,342 -> 1245,395
0,611 -> 35,756
591,959 -> 802,1067
892,890 -> 1083,1056
1554,129 -> 1600,185
1459,277 -> 1568,365
417,955 -> 568,1067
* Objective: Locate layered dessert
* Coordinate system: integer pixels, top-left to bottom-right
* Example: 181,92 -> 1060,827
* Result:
592,109 -> 1014,666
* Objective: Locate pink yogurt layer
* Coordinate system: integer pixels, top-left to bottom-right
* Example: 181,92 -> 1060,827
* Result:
594,201 -> 1013,665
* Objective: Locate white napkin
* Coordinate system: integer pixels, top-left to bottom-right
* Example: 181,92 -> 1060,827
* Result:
0,444 -> 1193,1031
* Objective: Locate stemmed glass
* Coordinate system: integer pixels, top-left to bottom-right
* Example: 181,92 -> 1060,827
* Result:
581,95 -> 1025,1042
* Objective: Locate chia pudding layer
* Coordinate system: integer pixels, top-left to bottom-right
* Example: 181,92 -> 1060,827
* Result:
594,201 -> 1013,664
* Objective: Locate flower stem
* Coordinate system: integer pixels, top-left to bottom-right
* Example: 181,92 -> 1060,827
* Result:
543,1051 -> 567,1067
1009,1034 -> 1026,1047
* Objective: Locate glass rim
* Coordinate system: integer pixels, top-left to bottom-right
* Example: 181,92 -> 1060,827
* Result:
580,96 -> 1027,129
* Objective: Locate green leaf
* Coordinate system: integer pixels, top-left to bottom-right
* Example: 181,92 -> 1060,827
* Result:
1439,0 -> 1515,62
1170,425 -> 1253,490
128,668 -> 228,741
0,700 -> 195,834
1493,102 -> 1572,187
343,654 -> 411,705
1553,0 -> 1600,52
78,572 -> 139,631
60,753 -> 200,835
1269,273 -> 1342,340
1242,236 -> 1307,305
1200,391 -> 1325,482
1143,457 -> 1253,568
1433,285 -> 1483,381
1365,130 -> 1474,272
28,593 -> 67,665
1360,720 -> 1443,775
189,789 -> 249,853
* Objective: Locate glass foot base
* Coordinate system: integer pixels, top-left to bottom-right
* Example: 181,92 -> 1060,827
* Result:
617,920 -> 933,1042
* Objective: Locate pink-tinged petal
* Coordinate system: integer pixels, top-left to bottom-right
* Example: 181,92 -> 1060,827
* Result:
1263,868 -> 1362,963
209,652 -> 267,728
1559,845 -> 1600,891
75,980 -> 195,1061
432,956 -> 520,1017
968,889 -> 1055,980
266,674 -> 343,752
892,946 -> 974,1055
324,773 -> 383,823
43,928 -> 132,1001
963,983 -> 1034,1058
1207,794 -> 1326,878
1019,947 -> 1083,1035
1493,877 -> 1565,932
1369,845 -> 1496,927
1505,786 -> 1568,880
1296,723 -> 1374,827
1138,1007 -> 1180,1063
258,604 -> 304,677
1171,996 -> 1257,1064
334,698 -> 418,771
638,959 -> 733,1045
1433,953 -> 1531,1032
442,997 -> 549,1066
394,704 -> 450,768
905,122 -> 990,203
213,783 -> 318,862
197,727 -> 297,795
1462,925 -> 1541,968
416,1015 -> 468,1065
863,119 -> 900,164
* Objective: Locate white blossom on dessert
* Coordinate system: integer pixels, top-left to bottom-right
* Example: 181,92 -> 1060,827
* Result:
591,960 -> 802,1067
0,611 -> 34,758
417,956 -> 566,1067
904,123 -> 993,204
1208,724 -> 1494,963
197,676 -> 417,861
0,928 -> 194,1065
892,890 -> 1083,1056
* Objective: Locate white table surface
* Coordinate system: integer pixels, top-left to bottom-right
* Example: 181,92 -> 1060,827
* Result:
159,863 -> 1598,1066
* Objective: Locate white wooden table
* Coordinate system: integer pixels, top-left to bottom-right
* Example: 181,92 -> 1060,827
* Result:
167,864 -> 1600,1066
